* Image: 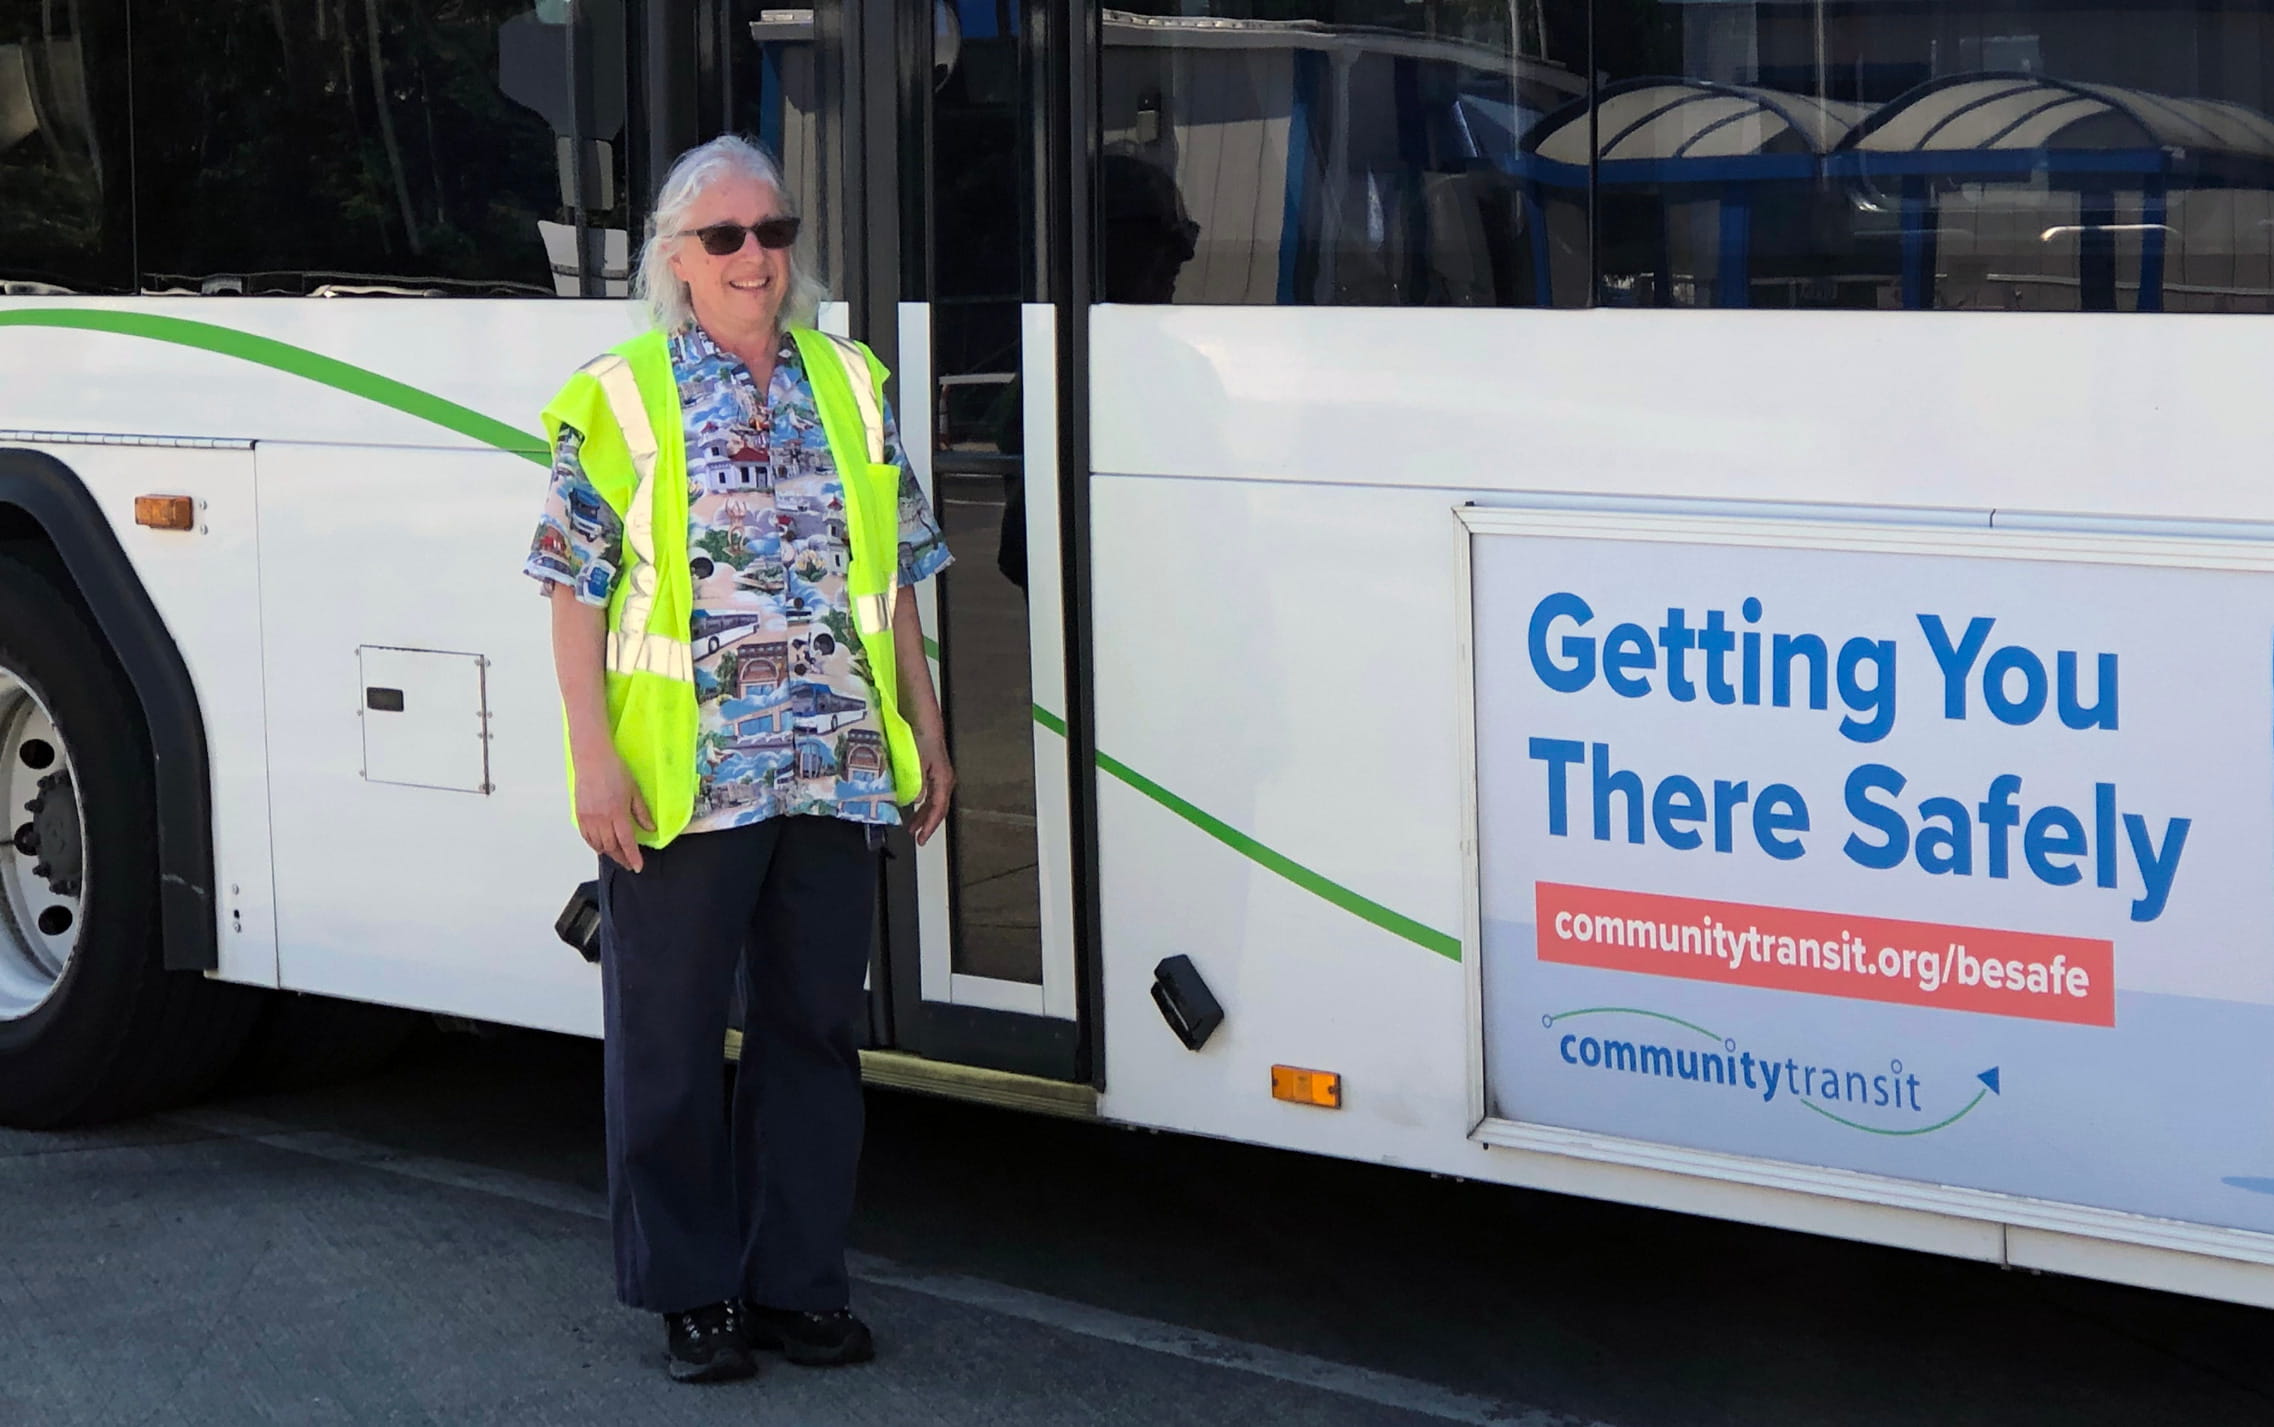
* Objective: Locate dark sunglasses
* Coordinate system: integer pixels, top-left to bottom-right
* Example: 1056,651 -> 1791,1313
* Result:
679,216 -> 801,256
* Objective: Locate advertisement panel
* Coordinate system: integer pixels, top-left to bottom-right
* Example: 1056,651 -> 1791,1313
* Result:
1468,513 -> 2274,1234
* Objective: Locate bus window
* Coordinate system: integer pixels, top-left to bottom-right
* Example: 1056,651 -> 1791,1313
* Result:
0,0 -> 132,294
1100,0 -> 1589,306
721,0 -> 846,312
1589,0 -> 2274,313
127,0 -> 629,297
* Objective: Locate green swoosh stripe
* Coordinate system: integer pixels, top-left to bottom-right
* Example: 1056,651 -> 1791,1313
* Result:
0,308 -> 547,462
2,307 -> 1458,964
1033,704 -> 1461,962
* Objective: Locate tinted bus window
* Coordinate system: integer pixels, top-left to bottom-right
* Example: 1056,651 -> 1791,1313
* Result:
1589,1 -> 2274,312
129,0 -> 630,297
0,0 -> 132,294
723,0 -> 847,309
1100,0 -> 1589,306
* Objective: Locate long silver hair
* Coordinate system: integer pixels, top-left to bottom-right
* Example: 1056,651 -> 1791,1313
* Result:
633,135 -> 827,333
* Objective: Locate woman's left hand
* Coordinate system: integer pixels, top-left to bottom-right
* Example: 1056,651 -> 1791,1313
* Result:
908,727 -> 955,845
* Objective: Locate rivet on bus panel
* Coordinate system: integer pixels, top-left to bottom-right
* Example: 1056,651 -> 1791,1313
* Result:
133,495 -> 197,531
1270,1065 -> 1341,1109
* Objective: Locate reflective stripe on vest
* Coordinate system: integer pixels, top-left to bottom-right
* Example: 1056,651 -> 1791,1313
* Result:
816,334 -> 896,638
579,351 -> 695,683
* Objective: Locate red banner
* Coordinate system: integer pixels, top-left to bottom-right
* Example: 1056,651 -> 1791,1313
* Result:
1534,881 -> 2115,1027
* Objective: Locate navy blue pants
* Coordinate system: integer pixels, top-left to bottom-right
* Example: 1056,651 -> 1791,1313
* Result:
597,815 -> 878,1314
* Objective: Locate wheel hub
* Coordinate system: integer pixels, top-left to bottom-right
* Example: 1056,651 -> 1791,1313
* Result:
0,670 -> 83,1021
22,770 -> 80,897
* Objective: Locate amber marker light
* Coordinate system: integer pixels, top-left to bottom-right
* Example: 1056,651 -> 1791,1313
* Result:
1270,1065 -> 1342,1109
133,495 -> 196,531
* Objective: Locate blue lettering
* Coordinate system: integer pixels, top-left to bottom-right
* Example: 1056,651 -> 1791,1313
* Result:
1527,592 -> 1595,693
1918,614 -> 1994,720
2058,650 -> 2119,731
1651,775 -> 1706,851
1843,763 -> 1909,870
1601,622 -> 1655,698
1836,638 -> 1897,743
1772,633 -> 1827,710
1659,608 -> 1698,702
1527,738 -> 1585,837
2024,804 -> 2086,886
1753,784 -> 1809,861
1983,645 -> 2048,726
2125,814 -> 2190,922
1591,743 -> 1644,844
1914,796 -> 1972,876
1978,774 -> 2023,879
1712,780 -> 1750,854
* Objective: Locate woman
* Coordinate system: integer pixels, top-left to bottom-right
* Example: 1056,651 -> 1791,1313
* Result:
522,135 -> 954,1384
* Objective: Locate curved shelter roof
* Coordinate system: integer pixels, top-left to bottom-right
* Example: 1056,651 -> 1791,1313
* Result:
1526,78 -> 1870,168
1845,72 -> 2274,160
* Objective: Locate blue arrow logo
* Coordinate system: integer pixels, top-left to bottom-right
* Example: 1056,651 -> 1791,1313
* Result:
1978,1067 -> 2001,1095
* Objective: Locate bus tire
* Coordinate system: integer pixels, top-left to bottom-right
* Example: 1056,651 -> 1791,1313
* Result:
0,555 -> 264,1128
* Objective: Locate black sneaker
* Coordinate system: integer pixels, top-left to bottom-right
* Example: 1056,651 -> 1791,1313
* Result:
663,1301 -> 758,1383
740,1304 -> 876,1366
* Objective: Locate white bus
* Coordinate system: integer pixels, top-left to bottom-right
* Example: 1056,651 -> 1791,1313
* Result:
9,0 -> 2274,1311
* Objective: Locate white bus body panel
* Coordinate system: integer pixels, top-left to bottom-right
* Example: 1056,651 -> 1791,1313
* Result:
3,297 -> 635,451
255,442 -> 598,1031
1091,305 -> 2274,519
1,299 -> 629,1025
33,447 -> 282,989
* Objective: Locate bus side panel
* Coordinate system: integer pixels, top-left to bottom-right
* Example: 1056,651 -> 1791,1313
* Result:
54,445 -> 279,989
1088,305 -> 2274,522
0,298 -> 618,455
1090,472 -> 1475,1164
255,442 -> 598,1033
1081,307 -> 2274,1306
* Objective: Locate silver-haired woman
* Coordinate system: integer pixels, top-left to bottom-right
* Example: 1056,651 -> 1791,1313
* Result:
521,135 -> 954,1384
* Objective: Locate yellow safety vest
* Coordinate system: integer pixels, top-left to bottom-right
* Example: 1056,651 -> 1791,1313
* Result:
540,326 -> 922,848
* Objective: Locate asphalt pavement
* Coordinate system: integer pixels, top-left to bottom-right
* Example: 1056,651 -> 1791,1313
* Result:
3,1026 -> 2270,1427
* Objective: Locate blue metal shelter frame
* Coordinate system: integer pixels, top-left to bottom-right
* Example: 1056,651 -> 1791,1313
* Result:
1513,70 -> 2274,312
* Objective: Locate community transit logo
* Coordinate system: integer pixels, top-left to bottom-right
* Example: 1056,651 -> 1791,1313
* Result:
1540,1005 -> 2001,1136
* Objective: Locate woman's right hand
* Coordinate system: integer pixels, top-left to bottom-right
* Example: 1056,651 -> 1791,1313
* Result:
573,745 -> 654,873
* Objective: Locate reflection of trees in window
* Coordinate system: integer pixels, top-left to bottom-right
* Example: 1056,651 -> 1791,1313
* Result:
130,1 -> 609,294
0,0 -> 131,292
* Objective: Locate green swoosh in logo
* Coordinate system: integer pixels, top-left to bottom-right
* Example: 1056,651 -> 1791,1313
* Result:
0,308 -> 548,462
1798,1090 -> 1989,1137
1545,1005 -> 1724,1043
1548,1005 -> 1994,1136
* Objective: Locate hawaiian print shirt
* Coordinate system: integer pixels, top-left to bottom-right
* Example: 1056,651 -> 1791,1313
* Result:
523,326 -> 951,833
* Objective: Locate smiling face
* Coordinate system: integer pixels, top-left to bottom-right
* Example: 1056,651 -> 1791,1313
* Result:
667,172 -> 793,343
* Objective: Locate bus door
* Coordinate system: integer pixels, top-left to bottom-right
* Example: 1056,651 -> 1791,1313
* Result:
711,0 -> 1089,1083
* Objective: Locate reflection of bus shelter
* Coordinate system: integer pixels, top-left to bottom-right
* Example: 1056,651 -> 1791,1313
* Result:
1517,78 -> 1869,307
1830,74 -> 2274,311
